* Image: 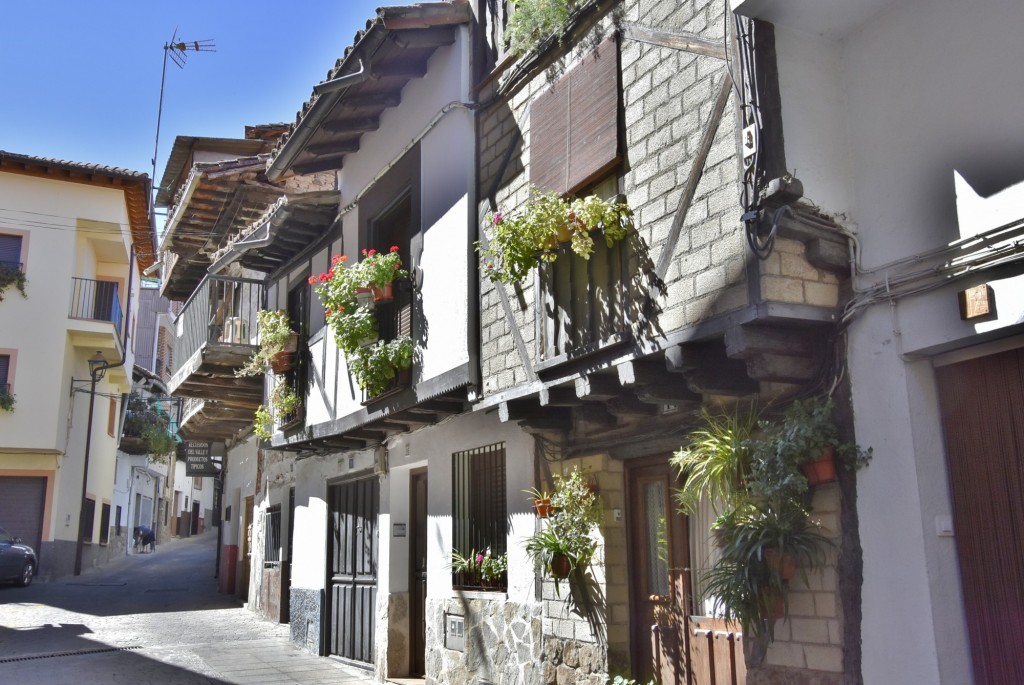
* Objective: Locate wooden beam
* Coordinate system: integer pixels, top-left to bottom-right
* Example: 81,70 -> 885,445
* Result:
575,404 -> 618,427
371,62 -> 428,79
307,140 -> 361,157
322,117 -> 380,135
498,399 -> 541,423
616,360 -> 675,387
372,420 -> 412,433
392,412 -> 439,425
345,429 -> 387,443
294,157 -> 345,175
575,374 -> 623,401
540,386 -> 586,407
390,27 -> 457,49
634,382 -> 702,405
606,395 -> 661,418
340,92 -> 401,109
621,24 -> 728,60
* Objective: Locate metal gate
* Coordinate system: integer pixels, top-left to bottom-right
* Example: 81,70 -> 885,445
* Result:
0,476 -> 46,557
327,477 -> 379,666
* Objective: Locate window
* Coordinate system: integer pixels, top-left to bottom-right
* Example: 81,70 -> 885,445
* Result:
193,477 -> 203,491
81,498 -> 96,543
0,354 -> 11,398
0,234 -> 23,271
452,443 -> 507,590
115,505 -> 122,536
107,398 -> 117,437
530,34 -> 620,195
99,503 -> 111,545
264,506 -> 282,566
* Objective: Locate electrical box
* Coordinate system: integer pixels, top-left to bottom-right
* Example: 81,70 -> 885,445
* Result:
445,613 -> 465,651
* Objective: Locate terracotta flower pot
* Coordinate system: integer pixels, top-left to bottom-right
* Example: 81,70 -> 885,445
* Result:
801,446 -> 837,485
270,351 -> 295,374
371,282 -> 393,303
533,498 -> 554,518
550,554 -> 572,579
764,548 -> 797,581
355,288 -> 375,307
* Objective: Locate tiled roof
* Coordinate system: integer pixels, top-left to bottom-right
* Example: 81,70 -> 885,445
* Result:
0,149 -> 149,181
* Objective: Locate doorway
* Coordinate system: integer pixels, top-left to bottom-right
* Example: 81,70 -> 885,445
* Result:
327,477 -> 379,666
626,458 -> 691,683
936,347 -> 1024,685
410,470 -> 428,676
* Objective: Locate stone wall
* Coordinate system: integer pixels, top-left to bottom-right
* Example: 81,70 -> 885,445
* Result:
290,587 -> 324,655
377,591 -> 410,680
427,596 -> 542,685
759,238 -> 842,308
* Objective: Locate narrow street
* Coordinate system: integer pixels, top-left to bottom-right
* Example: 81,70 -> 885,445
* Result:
0,531 -> 372,684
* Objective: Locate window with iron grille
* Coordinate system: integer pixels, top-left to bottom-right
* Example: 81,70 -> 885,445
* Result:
99,503 -> 111,545
82,497 -> 96,543
0,354 -> 10,397
452,443 -> 507,590
264,506 -> 282,566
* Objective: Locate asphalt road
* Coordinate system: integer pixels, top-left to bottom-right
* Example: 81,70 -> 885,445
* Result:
0,531 -> 372,684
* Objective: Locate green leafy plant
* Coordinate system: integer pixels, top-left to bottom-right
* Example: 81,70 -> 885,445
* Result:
670,403 -> 762,515
253,383 -> 301,441
523,465 -> 602,594
0,385 -> 15,412
0,262 -> 27,302
356,246 -> 408,288
477,187 -> 633,285
238,310 -> 297,377
349,337 -> 414,398
450,547 -> 508,585
772,396 -> 873,472
505,0 -> 581,58
141,423 -> 177,463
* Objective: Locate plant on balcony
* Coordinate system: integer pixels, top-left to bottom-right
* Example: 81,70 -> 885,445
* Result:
0,262 -> 27,302
505,0 -> 582,58
477,187 -> 633,285
0,386 -> 15,412
523,465 -> 602,594
253,382 -> 301,441
312,252 -> 414,398
141,423 -> 177,463
238,310 -> 298,377
349,336 -> 414,399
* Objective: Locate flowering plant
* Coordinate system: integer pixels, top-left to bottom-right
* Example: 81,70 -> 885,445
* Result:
476,186 -> 633,284
357,246 -> 408,288
349,337 -> 414,398
450,547 -> 507,583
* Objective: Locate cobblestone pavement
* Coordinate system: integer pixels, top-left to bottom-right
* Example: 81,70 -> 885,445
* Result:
0,531 -> 374,684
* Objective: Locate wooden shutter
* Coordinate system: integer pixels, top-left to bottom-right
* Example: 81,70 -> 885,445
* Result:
936,348 -> 1024,685
530,34 -> 620,194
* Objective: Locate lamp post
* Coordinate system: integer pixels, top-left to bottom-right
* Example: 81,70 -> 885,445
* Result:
73,351 -> 110,576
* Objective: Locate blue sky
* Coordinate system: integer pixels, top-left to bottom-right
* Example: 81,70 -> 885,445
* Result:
0,1 -> 383,183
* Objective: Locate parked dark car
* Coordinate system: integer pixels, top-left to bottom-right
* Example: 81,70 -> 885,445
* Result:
0,526 -> 36,586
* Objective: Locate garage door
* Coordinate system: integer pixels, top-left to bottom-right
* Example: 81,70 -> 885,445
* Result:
0,476 -> 47,557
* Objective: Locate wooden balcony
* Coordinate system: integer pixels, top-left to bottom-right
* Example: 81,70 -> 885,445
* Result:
168,275 -> 265,441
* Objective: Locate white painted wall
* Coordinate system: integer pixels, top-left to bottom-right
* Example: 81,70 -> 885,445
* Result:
764,0 -> 1024,682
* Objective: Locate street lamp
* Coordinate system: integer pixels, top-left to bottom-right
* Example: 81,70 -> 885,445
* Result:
73,351 -> 110,576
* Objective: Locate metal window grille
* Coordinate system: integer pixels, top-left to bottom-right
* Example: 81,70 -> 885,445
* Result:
81,498 -> 96,543
264,507 -> 282,566
452,443 -> 507,590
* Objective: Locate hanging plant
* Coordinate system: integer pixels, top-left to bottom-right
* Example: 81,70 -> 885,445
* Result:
0,262 -> 27,302
237,310 -> 298,377
142,424 -> 177,463
476,186 -> 633,285
253,383 -> 301,441
349,336 -> 414,399
0,385 -> 15,412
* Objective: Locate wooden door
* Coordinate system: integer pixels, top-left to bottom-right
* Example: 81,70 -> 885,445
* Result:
239,495 -> 253,601
627,459 -> 691,684
410,471 -> 428,676
936,347 -> 1024,685
327,477 -> 379,666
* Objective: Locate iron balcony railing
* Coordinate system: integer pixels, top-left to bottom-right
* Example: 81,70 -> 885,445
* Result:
173,275 -> 265,370
69,277 -> 123,331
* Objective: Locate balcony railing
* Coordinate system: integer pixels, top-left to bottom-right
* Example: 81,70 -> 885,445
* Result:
69,277 -> 123,331
173,275 -> 265,370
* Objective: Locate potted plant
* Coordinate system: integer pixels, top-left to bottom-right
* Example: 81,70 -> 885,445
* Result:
253,382 -> 301,440
237,310 -> 298,377
525,486 -> 554,518
355,246 -> 408,302
523,465 -> 602,594
771,396 -> 873,486
0,385 -> 15,412
450,547 -> 508,590
670,403 -> 762,516
142,423 -> 177,463
350,336 -> 414,400
0,262 -> 27,302
476,186 -> 633,285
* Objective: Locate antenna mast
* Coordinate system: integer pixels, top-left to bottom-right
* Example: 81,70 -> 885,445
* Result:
151,30 -> 216,198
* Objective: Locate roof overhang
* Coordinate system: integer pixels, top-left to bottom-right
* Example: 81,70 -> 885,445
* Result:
0,150 -> 155,270
156,136 -> 269,207
266,0 -> 472,181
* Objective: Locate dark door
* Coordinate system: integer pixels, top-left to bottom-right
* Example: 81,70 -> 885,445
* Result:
283,487 -> 294,623
410,471 -> 428,676
191,501 -> 200,535
627,459 -> 691,684
327,477 -> 379,666
936,347 -> 1024,685
0,476 -> 47,558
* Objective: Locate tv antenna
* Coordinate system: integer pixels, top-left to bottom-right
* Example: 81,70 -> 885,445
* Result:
151,29 -> 216,199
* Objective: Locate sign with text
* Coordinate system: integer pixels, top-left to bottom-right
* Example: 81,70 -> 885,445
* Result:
182,441 -> 219,477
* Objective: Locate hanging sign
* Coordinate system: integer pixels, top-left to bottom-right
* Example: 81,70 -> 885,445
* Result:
182,441 -> 218,477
